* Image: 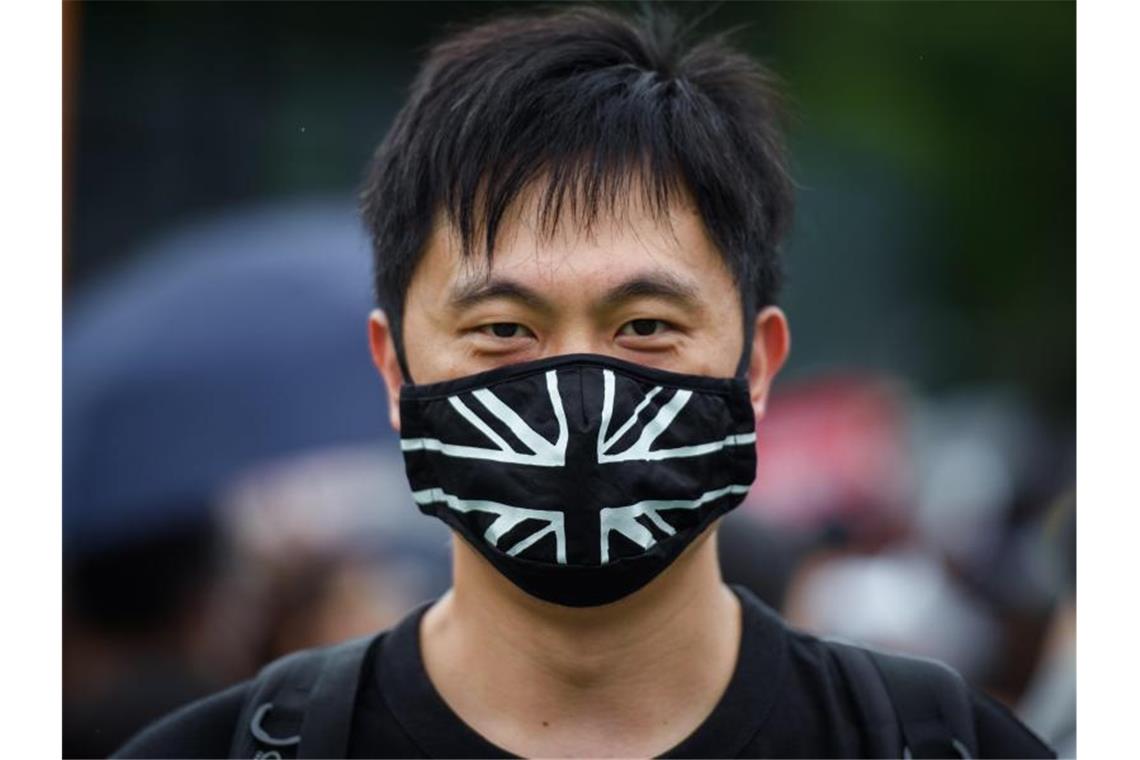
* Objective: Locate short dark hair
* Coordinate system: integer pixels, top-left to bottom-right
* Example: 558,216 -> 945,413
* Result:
361,5 -> 794,371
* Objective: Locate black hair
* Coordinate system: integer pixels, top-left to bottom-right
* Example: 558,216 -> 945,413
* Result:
360,4 -> 794,377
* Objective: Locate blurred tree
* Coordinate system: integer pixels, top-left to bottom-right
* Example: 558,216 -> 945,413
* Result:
68,1 -> 1074,423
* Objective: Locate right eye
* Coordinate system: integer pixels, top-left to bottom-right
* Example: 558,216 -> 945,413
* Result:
478,322 -> 535,339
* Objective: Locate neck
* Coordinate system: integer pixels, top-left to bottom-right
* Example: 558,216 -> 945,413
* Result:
420,526 -> 742,757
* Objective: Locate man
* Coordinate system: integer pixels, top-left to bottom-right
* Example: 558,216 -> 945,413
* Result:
118,6 -> 1054,758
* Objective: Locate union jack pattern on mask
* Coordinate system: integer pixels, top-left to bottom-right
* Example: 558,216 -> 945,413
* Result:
398,354 -> 757,606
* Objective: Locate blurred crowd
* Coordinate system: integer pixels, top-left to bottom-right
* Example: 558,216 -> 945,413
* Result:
63,201 -> 1075,758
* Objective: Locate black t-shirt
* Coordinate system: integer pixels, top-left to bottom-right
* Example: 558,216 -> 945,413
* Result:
117,586 -> 1055,758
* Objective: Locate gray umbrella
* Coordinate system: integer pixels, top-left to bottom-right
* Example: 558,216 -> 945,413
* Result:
64,198 -> 398,555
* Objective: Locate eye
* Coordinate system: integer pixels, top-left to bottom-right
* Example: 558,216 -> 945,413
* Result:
618,318 -> 671,338
479,322 -> 535,339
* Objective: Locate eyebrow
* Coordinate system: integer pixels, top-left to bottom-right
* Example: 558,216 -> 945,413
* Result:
449,278 -> 553,312
597,272 -> 701,311
448,270 -> 702,313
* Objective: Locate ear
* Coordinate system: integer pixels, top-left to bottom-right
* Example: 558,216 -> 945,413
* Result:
746,306 -> 791,422
368,309 -> 405,433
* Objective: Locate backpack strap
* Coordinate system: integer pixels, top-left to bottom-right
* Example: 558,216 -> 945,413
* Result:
229,634 -> 376,759
866,649 -> 977,759
828,639 -> 906,756
829,640 -> 979,759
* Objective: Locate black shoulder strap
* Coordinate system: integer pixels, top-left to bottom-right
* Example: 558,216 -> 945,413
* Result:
829,640 -> 979,759
866,649 -> 977,759
229,634 -> 376,759
828,639 -> 905,756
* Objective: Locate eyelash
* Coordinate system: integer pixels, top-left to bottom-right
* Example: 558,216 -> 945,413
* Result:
477,322 -> 536,340
617,318 -> 672,338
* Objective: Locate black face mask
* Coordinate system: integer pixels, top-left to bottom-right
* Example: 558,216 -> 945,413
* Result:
398,353 -> 757,607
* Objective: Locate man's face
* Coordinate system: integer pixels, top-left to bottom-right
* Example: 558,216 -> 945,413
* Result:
371,188 -> 788,429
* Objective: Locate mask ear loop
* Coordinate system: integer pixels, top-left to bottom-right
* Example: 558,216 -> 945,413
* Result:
734,291 -> 756,380
391,314 -> 415,385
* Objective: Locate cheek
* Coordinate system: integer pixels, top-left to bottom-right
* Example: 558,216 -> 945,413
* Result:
682,268 -> 746,376
399,306 -> 455,384
402,318 -> 489,385
399,236 -> 475,383
692,309 -> 745,377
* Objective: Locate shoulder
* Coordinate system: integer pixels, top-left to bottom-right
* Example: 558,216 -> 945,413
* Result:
112,680 -> 250,759
797,631 -> 1055,758
113,633 -> 385,759
733,587 -> 1054,758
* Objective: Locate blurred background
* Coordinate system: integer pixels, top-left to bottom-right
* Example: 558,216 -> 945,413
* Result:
62,2 -> 1075,757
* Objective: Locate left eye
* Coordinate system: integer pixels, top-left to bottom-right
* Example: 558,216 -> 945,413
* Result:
618,319 -> 669,337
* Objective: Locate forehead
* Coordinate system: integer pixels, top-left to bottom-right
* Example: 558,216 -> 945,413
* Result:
408,187 -> 740,307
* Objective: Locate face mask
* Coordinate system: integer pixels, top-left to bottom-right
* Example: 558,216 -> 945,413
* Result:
398,353 -> 757,607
